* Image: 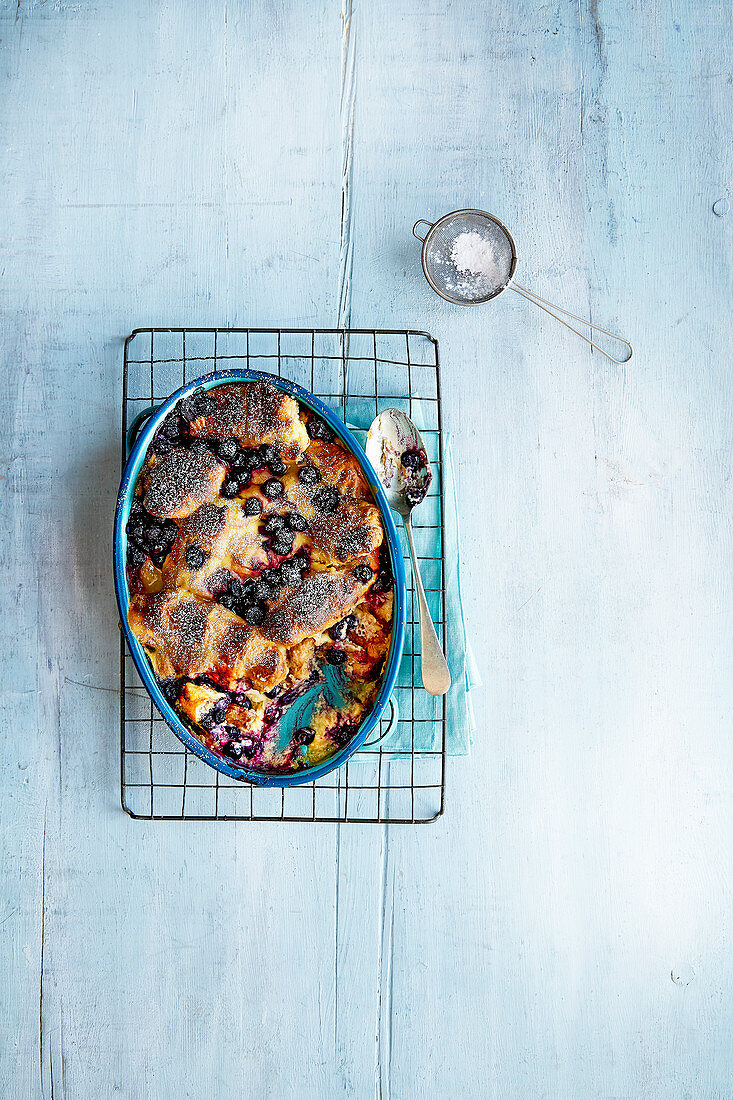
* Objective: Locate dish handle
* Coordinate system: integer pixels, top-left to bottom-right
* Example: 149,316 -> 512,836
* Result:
126,405 -> 159,457
358,695 -> 399,752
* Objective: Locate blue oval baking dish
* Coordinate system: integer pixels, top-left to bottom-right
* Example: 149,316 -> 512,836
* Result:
113,369 -> 406,787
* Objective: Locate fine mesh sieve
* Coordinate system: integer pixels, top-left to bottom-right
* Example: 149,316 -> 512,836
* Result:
414,209 -> 632,363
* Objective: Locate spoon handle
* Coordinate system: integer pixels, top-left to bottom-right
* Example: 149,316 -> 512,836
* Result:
404,515 -> 451,696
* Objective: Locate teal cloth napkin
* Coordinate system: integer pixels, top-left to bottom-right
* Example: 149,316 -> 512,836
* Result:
348,422 -> 479,756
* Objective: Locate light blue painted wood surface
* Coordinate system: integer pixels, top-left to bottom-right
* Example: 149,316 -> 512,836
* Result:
1,1 -> 731,1097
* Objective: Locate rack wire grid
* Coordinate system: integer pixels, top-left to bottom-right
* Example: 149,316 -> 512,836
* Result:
120,328 -> 446,823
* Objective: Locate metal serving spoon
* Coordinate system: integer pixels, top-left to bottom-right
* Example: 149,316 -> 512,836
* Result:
367,409 -> 451,696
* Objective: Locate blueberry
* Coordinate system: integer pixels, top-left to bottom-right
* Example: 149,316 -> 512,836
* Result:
233,694 -> 252,710
147,524 -> 162,541
252,579 -> 271,600
151,435 -> 174,457
259,444 -> 276,465
328,619 -> 348,641
242,604 -> 265,626
372,569 -> 394,593
206,569 -> 231,595
328,614 -> 357,641
295,727 -> 315,746
264,514 -> 286,534
307,415 -> 335,443
268,457 -> 286,476
127,519 -> 145,541
158,678 -> 179,703
217,437 -> 239,461
297,464 -> 320,486
223,737 -> 244,761
200,709 -> 221,731
128,546 -> 146,567
229,577 -> 245,599
191,391 -> 216,416
267,568 -> 284,590
161,412 -> 182,441
401,449 -> 425,470
312,486 -> 340,514
221,478 -> 240,498
240,448 -> 260,471
241,738 -> 256,759
234,468 -> 251,489
185,545 -> 206,570
262,478 -> 284,500
190,440 -> 210,456
279,558 -> 303,586
353,563 -> 374,582
272,532 -> 295,556
219,594 -> 237,611
327,649 -> 347,665
178,397 -> 197,423
151,544 -> 167,566
243,496 -> 263,517
265,685 -> 282,698
286,511 -> 309,532
404,487 -> 425,507
292,553 -> 309,571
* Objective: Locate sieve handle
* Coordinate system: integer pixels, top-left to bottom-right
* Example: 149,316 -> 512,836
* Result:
509,282 -> 633,363
413,219 -> 433,242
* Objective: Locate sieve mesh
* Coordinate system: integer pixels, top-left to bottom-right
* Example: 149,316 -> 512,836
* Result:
423,211 -> 516,303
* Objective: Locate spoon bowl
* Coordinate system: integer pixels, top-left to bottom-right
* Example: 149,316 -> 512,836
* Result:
366,408 -> 432,517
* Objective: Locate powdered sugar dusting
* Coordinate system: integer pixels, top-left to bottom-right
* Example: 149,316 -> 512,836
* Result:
189,381 -> 308,457
144,448 -> 225,519
189,386 -> 248,440
180,501 -> 227,545
264,571 -> 365,645
308,501 -> 382,562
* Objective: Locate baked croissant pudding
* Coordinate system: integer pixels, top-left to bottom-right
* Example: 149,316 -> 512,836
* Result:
125,380 -> 394,772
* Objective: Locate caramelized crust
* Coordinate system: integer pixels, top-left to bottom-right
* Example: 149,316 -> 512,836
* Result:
280,439 -> 383,564
370,590 -> 394,627
307,501 -> 383,565
342,606 -> 391,680
128,590 -> 214,679
209,604 -> 288,688
188,381 -> 309,459
288,637 -> 316,681
262,570 -> 370,646
304,439 -> 371,499
128,589 -> 287,689
163,502 -> 269,595
143,448 -> 226,520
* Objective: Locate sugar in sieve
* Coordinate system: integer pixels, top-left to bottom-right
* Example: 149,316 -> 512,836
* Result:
413,209 -> 632,363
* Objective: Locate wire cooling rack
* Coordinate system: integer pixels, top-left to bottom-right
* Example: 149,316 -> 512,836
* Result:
120,328 -> 446,822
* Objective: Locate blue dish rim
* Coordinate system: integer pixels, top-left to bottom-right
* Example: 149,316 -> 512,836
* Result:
113,369 -> 407,787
